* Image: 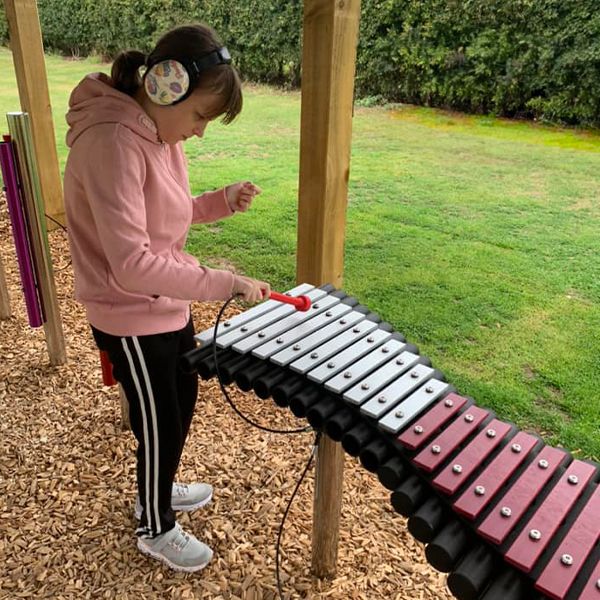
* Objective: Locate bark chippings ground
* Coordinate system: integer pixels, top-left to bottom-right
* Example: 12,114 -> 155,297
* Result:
0,202 -> 452,599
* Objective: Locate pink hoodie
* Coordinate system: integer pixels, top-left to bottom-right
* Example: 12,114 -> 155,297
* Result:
64,73 -> 236,336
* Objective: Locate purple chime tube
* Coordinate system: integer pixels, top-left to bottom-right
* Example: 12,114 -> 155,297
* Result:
0,135 -> 43,327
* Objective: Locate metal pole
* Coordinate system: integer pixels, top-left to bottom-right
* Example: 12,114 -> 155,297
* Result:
7,112 -> 66,365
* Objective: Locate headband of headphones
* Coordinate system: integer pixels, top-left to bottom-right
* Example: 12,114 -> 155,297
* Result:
144,47 -> 232,106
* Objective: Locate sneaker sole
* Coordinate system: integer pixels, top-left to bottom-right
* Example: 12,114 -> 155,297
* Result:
137,538 -> 211,573
172,492 -> 213,512
134,491 -> 213,521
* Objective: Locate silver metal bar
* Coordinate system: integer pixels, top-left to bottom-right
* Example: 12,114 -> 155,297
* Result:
324,339 -> 406,394
232,293 -> 341,354
216,287 -> 327,349
270,309 -> 366,366
343,351 -> 420,405
289,319 -> 378,374
215,303 -> 295,349
360,363 -> 434,418
307,328 -> 392,383
195,282 -> 315,345
252,302 -> 352,360
377,380 -> 450,434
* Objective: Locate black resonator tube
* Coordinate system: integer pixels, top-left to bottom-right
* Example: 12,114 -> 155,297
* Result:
390,474 -> 427,517
447,543 -> 499,600
341,422 -> 376,457
407,496 -> 446,543
272,376 -> 306,407
305,396 -> 340,429
425,519 -> 470,573
180,344 -> 215,374
359,438 -> 393,473
478,567 -> 530,600
377,456 -> 407,491
234,360 -> 271,392
288,387 -> 322,418
325,409 -> 357,442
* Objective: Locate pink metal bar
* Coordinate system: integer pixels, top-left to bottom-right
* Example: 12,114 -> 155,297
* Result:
504,460 -> 597,573
398,392 -> 468,451
477,445 -> 567,545
0,137 -> 43,327
534,484 -> 600,599
453,431 -> 539,520
577,559 -> 600,600
432,419 -> 512,496
412,405 -> 490,474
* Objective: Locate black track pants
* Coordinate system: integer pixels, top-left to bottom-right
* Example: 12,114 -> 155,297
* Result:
91,318 -> 198,538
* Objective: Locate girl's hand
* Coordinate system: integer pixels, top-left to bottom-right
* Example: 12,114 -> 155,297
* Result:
225,181 -> 262,212
232,275 -> 270,304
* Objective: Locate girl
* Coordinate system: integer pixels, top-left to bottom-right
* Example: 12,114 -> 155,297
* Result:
63,23 -> 270,572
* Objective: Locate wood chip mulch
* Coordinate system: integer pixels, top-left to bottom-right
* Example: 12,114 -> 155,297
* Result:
0,201 -> 452,599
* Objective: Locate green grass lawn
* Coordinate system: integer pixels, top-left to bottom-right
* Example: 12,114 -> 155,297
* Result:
0,49 -> 598,460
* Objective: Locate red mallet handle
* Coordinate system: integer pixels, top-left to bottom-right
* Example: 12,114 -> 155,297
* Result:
267,290 -> 311,311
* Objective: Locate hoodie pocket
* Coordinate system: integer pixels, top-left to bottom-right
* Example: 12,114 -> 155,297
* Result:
106,271 -> 155,303
148,294 -> 189,315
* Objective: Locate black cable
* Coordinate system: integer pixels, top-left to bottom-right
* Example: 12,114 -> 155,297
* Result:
53,260 -> 72,272
211,295 -> 320,598
45,213 -> 72,271
45,213 -> 68,233
275,430 -> 321,600
212,295 -> 312,435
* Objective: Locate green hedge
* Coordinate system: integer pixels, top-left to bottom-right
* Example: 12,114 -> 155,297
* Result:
357,0 -> 600,126
1,0 -> 599,126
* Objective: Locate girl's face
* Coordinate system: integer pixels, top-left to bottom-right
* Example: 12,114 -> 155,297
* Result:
144,87 -> 223,145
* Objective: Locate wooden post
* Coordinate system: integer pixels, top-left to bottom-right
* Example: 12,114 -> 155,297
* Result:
3,0 -> 65,228
0,255 -> 11,319
297,0 -> 361,578
118,385 -> 131,431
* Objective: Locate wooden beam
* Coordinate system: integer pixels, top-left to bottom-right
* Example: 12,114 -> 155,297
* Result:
297,0 -> 361,579
0,254 -> 11,319
3,0 -> 65,228
297,0 -> 361,286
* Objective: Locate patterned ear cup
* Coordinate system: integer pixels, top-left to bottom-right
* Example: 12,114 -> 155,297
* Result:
144,59 -> 190,106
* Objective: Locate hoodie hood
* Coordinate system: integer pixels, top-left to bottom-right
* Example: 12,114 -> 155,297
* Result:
66,73 -> 161,147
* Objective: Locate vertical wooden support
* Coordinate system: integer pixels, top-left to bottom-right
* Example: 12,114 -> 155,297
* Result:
3,0 -> 65,228
297,0 -> 361,579
118,385 -> 131,431
0,256 -> 11,318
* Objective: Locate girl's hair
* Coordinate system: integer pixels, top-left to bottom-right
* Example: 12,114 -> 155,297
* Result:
111,24 -> 242,124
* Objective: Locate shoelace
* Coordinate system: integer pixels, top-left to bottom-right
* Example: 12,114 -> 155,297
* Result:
168,526 -> 191,552
173,483 -> 189,497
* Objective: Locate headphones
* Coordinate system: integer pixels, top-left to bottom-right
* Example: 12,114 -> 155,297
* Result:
143,47 -> 232,106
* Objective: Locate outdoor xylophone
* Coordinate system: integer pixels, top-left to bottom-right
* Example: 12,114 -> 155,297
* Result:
181,283 -> 600,600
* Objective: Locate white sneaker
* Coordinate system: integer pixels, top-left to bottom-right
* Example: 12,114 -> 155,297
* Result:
137,522 -> 213,572
134,482 -> 213,520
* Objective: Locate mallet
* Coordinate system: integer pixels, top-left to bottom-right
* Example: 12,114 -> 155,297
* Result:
265,290 -> 312,311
